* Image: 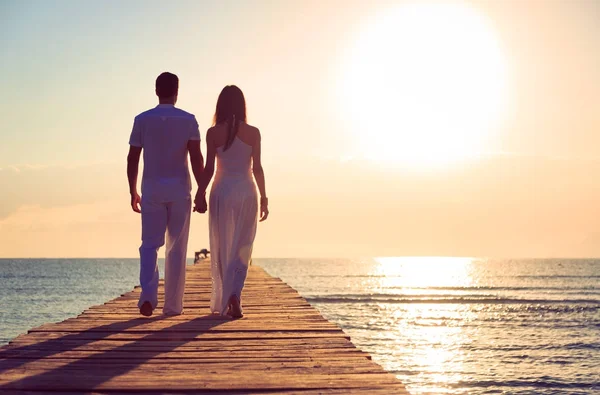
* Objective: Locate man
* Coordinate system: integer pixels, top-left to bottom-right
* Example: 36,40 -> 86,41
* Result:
127,72 -> 206,317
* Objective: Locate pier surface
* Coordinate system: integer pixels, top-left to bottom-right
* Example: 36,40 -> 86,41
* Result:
0,263 -> 408,393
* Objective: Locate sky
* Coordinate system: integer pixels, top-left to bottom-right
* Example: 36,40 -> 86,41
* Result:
1,0 -> 599,258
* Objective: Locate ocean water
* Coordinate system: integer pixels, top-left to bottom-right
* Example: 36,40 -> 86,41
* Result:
1,258 -> 599,394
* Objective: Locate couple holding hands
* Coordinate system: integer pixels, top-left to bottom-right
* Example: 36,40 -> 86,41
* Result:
127,72 -> 268,319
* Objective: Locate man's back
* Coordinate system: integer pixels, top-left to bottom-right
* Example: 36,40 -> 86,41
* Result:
127,71 -> 205,317
130,104 -> 200,201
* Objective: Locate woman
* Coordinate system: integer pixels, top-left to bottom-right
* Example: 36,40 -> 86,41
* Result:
195,85 -> 269,318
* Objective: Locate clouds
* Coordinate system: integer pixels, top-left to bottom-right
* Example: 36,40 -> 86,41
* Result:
0,202 -> 140,257
0,163 -> 139,256
0,163 -> 125,219
1,155 -> 600,258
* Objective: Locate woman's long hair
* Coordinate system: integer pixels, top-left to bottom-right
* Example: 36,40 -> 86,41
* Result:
213,85 -> 247,151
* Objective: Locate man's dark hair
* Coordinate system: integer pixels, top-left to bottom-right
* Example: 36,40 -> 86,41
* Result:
155,72 -> 179,99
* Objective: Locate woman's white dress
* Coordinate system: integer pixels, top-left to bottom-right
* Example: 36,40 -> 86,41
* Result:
209,136 -> 258,315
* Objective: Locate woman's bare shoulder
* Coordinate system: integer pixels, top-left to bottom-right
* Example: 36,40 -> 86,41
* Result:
241,122 -> 259,131
207,124 -> 226,133
206,124 -> 226,138
241,122 -> 260,138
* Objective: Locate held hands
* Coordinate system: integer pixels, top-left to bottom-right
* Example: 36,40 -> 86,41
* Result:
193,191 -> 207,214
130,191 -> 141,213
131,190 -> 207,214
190,191 -> 268,220
260,197 -> 269,222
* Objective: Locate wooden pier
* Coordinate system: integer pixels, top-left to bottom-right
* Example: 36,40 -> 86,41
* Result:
0,263 -> 408,393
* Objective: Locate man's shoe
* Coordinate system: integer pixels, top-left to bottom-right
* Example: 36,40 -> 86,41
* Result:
139,301 -> 153,317
163,309 -> 183,317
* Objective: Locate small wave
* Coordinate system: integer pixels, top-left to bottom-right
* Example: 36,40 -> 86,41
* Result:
449,379 -> 598,390
505,304 -> 600,313
306,294 -> 600,305
303,274 -> 600,279
511,275 -> 600,279
390,286 -> 600,292
463,342 -> 600,352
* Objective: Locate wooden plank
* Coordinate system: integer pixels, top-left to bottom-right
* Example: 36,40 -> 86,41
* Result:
0,263 -> 408,394
0,371 -> 405,391
0,361 -> 386,375
4,338 -> 356,349
0,390 -> 403,395
26,323 -> 342,333
74,313 -> 329,320
81,309 -> 321,315
1,347 -> 372,359
7,331 -> 351,344
0,359 -> 383,368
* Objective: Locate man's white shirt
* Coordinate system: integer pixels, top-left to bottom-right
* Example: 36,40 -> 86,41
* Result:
129,104 -> 201,202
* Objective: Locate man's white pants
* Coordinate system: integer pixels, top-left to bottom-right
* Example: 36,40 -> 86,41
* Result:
138,196 -> 191,315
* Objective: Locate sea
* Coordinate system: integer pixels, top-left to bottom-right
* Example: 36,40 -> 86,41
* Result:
0,257 -> 598,394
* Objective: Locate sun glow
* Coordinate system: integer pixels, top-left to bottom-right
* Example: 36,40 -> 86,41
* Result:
340,3 -> 509,168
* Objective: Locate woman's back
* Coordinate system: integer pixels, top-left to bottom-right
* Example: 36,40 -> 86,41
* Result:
212,122 -> 258,178
197,84 -> 268,319
210,122 -> 258,149
216,139 -> 252,177
208,122 -> 259,316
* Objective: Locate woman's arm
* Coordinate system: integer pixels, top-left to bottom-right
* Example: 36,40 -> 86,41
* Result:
252,129 -> 269,221
194,129 -> 216,212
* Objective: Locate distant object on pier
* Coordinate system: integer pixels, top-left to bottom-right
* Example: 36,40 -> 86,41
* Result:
194,249 -> 210,263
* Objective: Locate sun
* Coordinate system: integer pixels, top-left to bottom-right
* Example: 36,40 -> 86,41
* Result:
339,2 -> 509,168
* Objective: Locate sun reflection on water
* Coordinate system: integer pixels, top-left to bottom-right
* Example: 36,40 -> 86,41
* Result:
374,256 -> 476,288
257,258 -> 599,394
371,257 -> 480,394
